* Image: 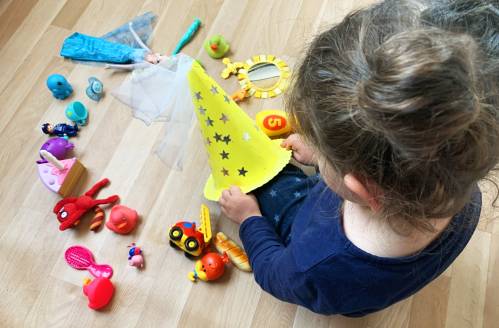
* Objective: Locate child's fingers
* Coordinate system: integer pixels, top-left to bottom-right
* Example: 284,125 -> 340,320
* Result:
229,186 -> 242,195
219,190 -> 231,205
221,189 -> 231,199
281,139 -> 293,150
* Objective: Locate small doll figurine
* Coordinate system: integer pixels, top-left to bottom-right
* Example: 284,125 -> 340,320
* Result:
127,243 -> 144,268
61,19 -> 165,71
41,123 -> 79,138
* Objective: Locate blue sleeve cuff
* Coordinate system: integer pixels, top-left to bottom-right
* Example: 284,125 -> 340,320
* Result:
240,215 -> 277,243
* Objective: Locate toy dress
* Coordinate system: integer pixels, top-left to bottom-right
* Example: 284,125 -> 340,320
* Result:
60,12 -> 157,66
112,54 -> 196,169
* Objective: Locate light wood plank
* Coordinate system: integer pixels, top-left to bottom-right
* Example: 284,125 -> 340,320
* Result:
408,275 -> 451,328
445,230 -> 491,328
0,0 -> 66,93
51,0 -> 92,30
483,233 -> 499,328
0,0 -> 38,50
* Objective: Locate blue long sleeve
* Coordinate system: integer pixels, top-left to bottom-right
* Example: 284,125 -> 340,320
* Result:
238,180 -> 481,316
239,216 -> 324,310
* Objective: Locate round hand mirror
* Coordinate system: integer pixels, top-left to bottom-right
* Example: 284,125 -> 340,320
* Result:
222,55 -> 290,99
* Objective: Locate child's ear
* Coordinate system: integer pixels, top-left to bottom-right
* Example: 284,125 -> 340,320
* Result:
343,173 -> 381,213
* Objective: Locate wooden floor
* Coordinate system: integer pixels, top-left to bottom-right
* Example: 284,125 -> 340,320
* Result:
0,0 -> 498,327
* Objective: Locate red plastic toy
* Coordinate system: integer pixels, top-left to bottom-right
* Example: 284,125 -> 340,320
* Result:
106,205 -> 139,234
53,178 -> 119,231
83,277 -> 115,310
188,252 -> 229,282
169,204 -> 212,258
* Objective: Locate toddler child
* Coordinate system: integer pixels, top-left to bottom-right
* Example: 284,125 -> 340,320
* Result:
218,0 -> 499,316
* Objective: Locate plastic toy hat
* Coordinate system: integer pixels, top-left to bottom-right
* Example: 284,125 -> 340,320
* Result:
188,62 -> 291,201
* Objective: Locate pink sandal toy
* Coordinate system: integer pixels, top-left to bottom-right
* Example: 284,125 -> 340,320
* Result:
65,245 -> 113,279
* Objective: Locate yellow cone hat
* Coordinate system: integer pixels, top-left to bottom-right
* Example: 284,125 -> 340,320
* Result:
188,62 -> 291,201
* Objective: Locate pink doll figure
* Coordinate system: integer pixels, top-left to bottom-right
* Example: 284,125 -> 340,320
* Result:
128,243 -> 144,268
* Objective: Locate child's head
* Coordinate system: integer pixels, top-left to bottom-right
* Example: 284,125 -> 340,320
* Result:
287,0 -> 499,230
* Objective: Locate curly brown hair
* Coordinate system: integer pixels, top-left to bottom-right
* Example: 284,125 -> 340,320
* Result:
287,0 -> 499,232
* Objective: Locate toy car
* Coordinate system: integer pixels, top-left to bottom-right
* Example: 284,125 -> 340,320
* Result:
168,204 -> 212,258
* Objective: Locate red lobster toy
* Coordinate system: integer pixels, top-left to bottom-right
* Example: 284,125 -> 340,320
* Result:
54,178 -> 119,231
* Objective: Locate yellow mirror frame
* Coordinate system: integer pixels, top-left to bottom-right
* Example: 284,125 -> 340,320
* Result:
221,55 -> 290,99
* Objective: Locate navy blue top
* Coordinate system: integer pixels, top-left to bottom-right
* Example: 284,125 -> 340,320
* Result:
240,179 -> 481,316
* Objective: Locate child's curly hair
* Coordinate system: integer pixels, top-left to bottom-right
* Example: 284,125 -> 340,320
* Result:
287,0 -> 499,232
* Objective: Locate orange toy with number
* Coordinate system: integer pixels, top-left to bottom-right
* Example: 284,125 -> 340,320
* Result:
255,109 -> 291,138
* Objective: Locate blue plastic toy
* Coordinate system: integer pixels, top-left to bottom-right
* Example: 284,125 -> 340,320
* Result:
172,18 -> 201,55
46,74 -> 73,100
86,77 -> 104,102
65,101 -> 88,126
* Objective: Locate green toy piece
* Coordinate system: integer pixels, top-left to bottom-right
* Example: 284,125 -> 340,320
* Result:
204,35 -> 230,59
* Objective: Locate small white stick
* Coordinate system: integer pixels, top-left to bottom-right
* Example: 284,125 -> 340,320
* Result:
128,22 -> 151,52
40,150 -> 64,170
105,62 -> 149,70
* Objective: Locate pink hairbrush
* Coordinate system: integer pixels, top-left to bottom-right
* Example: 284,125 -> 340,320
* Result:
64,246 -> 113,279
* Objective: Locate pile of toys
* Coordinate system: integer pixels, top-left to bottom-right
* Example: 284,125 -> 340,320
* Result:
37,11 -> 294,311
168,204 -> 251,283
40,71 -> 142,311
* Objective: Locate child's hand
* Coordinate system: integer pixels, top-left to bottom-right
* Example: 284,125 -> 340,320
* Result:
219,186 -> 262,224
281,133 -> 316,165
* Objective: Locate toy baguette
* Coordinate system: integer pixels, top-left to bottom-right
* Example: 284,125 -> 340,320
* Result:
214,232 -> 251,272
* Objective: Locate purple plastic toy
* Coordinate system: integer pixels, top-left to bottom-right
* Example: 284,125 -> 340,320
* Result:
37,137 -> 74,164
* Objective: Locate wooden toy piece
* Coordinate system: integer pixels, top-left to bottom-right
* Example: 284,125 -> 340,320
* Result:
89,207 -> 105,232
83,277 -> 115,310
37,150 -> 86,197
255,109 -> 292,138
106,205 -> 139,234
214,232 -> 251,272
204,35 -> 230,59
231,89 -> 248,103
188,252 -> 229,282
168,204 -> 212,258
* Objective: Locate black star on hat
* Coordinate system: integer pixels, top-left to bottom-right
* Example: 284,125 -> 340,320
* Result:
220,150 -> 229,160
214,133 -> 223,142
205,117 -> 214,127
238,167 -> 248,176
220,113 -> 229,124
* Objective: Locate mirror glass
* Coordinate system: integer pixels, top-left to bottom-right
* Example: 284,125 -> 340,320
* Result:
247,63 -> 280,89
